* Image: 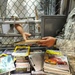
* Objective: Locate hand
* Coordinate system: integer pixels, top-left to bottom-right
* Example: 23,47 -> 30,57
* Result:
37,36 -> 56,47
22,32 -> 31,41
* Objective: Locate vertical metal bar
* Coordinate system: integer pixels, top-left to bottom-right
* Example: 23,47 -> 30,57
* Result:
66,0 -> 70,16
0,5 -> 1,17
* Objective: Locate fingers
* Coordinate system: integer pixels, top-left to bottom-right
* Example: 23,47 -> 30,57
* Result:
37,40 -> 46,44
23,32 -> 31,41
23,35 -> 27,41
23,36 -> 27,41
25,32 -> 31,36
42,37 -> 48,40
38,43 -> 50,47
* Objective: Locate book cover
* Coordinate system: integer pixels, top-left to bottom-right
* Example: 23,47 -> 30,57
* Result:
44,50 -> 70,74
0,55 -> 15,74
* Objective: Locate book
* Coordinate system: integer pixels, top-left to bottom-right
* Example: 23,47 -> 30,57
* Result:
28,52 -> 44,71
15,62 -> 30,72
11,73 -> 31,75
0,55 -> 16,74
3,49 -> 29,57
15,39 -> 41,45
31,71 -> 46,75
12,49 -> 29,56
43,49 -> 71,75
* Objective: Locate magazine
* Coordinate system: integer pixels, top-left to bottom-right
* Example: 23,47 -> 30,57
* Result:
0,55 -> 15,74
44,50 -> 71,75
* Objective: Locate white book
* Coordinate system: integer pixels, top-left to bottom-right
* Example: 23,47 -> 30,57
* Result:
11,73 -> 31,75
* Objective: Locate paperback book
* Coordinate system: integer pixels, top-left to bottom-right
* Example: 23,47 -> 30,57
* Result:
44,50 -> 71,75
0,55 -> 15,74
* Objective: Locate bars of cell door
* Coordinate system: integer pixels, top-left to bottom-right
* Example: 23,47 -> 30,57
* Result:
0,0 -> 68,18
0,18 -> 41,24
0,0 -> 69,47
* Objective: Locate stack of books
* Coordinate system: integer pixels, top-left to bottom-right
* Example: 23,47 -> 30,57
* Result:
43,49 -> 72,75
14,56 -> 30,73
11,50 -> 31,74
3,48 -> 31,75
0,55 -> 16,74
31,71 -> 46,75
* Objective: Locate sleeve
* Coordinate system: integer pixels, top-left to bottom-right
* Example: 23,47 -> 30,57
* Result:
56,38 -> 75,56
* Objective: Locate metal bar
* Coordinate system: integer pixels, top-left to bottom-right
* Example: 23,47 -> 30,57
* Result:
0,33 -> 21,37
0,17 -> 35,19
0,19 -> 41,24
0,46 -> 46,51
0,32 -> 41,37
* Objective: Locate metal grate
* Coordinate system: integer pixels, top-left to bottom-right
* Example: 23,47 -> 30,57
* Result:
0,0 -> 66,47
0,0 -> 63,18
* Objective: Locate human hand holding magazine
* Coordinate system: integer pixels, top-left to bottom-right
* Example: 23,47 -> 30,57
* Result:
15,39 -> 42,45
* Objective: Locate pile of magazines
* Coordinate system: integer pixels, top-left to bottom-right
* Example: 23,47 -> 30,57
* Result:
44,49 -> 72,75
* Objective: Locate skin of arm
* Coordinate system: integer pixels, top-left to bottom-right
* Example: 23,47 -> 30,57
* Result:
37,36 -> 56,47
15,24 -> 31,41
37,36 -> 75,55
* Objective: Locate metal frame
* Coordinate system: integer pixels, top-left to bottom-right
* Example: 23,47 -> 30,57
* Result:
0,19 -> 41,24
41,15 -> 66,37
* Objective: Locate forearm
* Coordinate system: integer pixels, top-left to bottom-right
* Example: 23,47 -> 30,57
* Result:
15,24 -> 24,35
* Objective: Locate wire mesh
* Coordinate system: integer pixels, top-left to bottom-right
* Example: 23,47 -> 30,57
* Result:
0,0 -> 63,47
0,0 -> 62,17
